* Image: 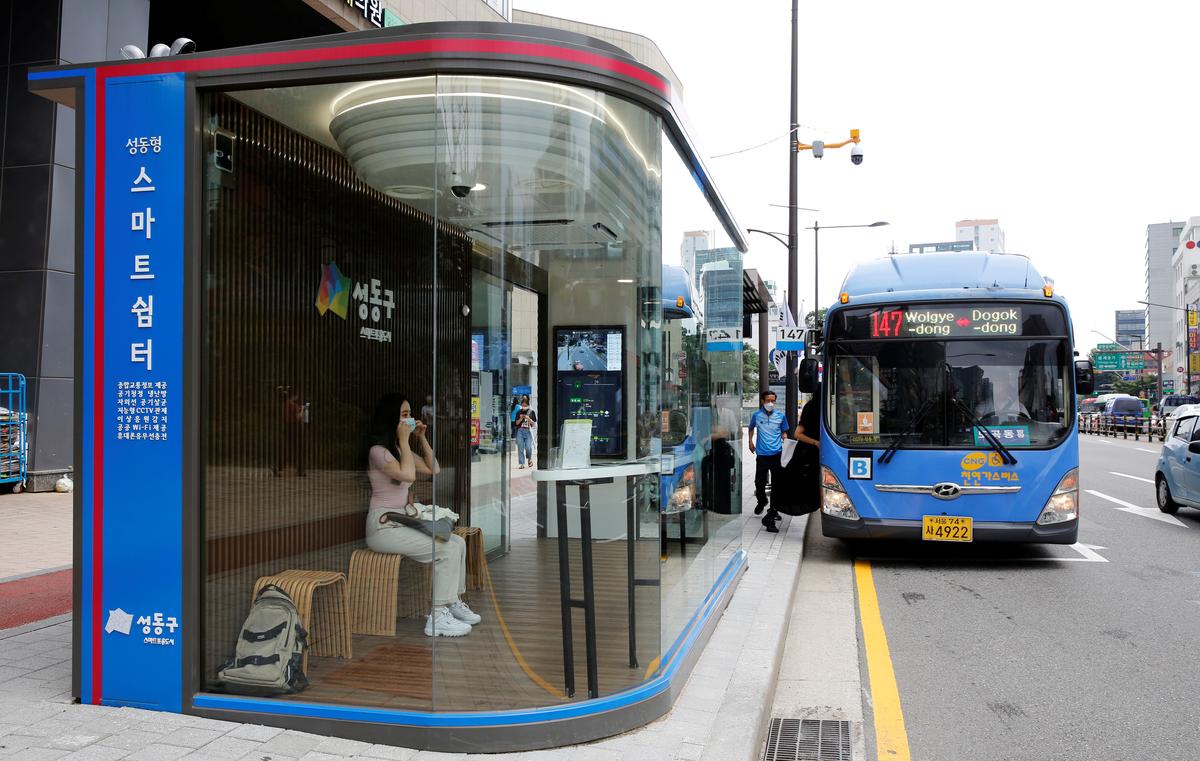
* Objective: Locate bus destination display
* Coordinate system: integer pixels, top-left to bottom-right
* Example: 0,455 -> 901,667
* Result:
869,306 -> 1023,338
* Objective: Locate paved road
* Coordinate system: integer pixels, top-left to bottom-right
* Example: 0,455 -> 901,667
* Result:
819,433 -> 1200,761
557,342 -> 608,371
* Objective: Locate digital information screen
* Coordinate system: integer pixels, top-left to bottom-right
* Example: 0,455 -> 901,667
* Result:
869,306 -> 1023,338
555,327 -> 625,458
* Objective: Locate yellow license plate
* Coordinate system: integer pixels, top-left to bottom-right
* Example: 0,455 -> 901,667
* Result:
922,515 -> 973,542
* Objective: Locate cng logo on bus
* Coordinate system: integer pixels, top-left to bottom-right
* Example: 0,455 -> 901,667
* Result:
961,452 -> 988,471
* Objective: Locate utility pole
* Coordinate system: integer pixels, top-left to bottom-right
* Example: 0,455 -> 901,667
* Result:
1157,342 -> 1164,406
785,0 -> 799,429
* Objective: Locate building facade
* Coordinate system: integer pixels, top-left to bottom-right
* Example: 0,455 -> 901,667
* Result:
1170,217 -> 1200,391
955,218 -> 1005,252
1146,220 -> 1184,373
1115,309 -> 1146,349
679,229 -> 710,282
908,240 -> 973,254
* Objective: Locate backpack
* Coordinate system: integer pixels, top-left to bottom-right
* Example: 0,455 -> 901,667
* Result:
217,584 -> 309,695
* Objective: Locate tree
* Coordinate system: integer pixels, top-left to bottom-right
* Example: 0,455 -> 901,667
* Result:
804,308 -> 827,328
743,346 -> 759,396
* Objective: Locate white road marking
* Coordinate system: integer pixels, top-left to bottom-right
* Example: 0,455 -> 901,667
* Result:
1108,471 -> 1155,484
1137,447 -> 1159,453
1024,542 -> 1109,563
1085,489 -> 1188,527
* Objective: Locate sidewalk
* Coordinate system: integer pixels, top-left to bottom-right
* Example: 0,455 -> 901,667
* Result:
0,491 -> 73,631
0,450 -> 808,760
0,491 -> 72,581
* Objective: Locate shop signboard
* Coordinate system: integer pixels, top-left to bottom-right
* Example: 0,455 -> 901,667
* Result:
97,73 -> 186,709
1191,354 -> 1200,374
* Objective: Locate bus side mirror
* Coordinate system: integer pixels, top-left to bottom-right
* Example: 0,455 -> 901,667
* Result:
798,358 -> 819,394
1074,360 -> 1094,395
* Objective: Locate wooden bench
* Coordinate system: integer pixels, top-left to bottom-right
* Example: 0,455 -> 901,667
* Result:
348,527 -> 486,637
252,569 -> 352,670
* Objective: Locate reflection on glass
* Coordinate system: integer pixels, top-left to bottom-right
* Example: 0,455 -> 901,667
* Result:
202,71 -> 743,717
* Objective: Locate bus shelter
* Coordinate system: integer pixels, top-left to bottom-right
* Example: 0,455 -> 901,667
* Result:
29,22 -> 750,752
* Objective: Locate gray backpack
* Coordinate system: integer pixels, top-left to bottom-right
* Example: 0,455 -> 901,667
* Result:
217,585 -> 308,695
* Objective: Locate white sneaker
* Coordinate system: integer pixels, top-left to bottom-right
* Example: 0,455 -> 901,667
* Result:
447,600 -> 482,625
424,606 -> 471,637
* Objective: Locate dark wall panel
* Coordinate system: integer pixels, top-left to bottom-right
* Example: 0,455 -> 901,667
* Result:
0,269 -> 44,376
0,164 -> 50,270
33,376 -> 70,469
9,0 -> 57,65
4,64 -> 54,166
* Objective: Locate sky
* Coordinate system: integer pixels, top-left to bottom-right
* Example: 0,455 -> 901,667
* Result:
514,0 -> 1200,355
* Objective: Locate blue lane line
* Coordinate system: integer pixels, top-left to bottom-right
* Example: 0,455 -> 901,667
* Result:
193,549 -> 747,728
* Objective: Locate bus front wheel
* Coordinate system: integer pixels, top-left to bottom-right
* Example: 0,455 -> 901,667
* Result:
1156,475 -> 1180,515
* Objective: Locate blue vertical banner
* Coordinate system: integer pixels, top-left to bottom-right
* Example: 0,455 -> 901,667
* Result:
101,73 -> 185,710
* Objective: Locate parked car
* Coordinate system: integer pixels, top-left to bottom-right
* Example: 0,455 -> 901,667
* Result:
1156,413 -> 1200,514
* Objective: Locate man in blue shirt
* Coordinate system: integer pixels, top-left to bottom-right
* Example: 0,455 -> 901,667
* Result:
748,390 -> 790,531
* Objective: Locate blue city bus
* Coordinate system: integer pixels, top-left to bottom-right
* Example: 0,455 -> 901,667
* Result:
799,252 -> 1094,544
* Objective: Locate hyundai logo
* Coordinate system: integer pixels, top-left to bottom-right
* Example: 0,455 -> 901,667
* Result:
931,482 -> 962,500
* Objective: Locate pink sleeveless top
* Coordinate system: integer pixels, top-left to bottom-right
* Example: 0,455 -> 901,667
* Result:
367,445 -> 412,517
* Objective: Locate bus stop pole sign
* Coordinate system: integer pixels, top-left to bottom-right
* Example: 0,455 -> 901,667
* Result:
775,326 -> 806,352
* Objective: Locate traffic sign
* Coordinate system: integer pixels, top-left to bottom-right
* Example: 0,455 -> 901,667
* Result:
1096,342 -> 1124,351
1094,352 -> 1144,371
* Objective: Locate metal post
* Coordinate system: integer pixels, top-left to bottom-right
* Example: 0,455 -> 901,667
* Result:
1157,342 -> 1164,407
813,220 -> 820,332
785,0 -> 799,430
758,310 -> 769,393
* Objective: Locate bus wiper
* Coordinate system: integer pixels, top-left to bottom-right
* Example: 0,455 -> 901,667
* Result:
942,363 -> 1018,465
878,395 -> 936,465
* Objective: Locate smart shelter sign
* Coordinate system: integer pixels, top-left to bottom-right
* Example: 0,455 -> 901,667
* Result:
100,73 -> 185,710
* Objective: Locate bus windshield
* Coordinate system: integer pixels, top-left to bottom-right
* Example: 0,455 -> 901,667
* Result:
826,302 -> 1072,450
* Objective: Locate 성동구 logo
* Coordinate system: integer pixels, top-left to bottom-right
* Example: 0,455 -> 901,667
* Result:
315,261 -> 351,319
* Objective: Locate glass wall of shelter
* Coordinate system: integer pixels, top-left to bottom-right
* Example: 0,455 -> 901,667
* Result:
201,73 -> 743,712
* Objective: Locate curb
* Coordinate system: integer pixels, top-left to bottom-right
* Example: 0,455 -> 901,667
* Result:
0,612 -> 72,640
747,511 -> 814,760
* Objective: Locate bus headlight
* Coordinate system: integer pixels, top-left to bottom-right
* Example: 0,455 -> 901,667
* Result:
821,465 -> 860,520
1037,468 -> 1079,525
667,465 -> 695,512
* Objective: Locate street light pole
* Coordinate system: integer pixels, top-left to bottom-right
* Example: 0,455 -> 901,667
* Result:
812,220 -> 819,327
805,221 -> 889,330
786,0 -> 800,429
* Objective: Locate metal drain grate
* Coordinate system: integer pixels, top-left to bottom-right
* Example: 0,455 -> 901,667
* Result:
763,718 -> 852,761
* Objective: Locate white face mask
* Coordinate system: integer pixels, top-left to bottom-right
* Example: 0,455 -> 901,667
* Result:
764,402 -> 775,413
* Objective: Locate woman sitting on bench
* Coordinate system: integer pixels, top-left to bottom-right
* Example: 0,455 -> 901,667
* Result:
366,393 -> 481,638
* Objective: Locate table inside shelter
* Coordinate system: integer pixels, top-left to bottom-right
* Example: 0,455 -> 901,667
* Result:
533,460 -> 661,698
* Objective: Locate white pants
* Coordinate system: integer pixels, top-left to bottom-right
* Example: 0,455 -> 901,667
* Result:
367,525 -> 467,606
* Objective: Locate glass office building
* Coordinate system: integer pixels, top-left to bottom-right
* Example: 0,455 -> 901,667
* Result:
32,22 -> 748,752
